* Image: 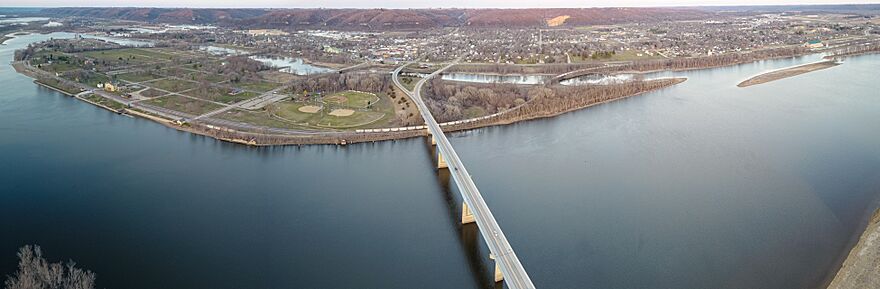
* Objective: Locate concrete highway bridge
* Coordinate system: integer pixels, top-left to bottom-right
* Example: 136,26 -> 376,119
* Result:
392,61 -> 536,289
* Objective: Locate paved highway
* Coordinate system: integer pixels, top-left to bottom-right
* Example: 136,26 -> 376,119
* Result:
392,61 -> 536,289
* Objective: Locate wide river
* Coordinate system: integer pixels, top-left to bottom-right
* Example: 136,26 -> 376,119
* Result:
2,33 -> 880,289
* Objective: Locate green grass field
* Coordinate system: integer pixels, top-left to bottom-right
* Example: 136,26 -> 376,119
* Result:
41,62 -> 80,73
81,49 -> 154,65
31,51 -> 80,73
116,72 -> 161,83
236,81 -> 280,93
138,88 -> 167,98
213,90 -> 396,130
82,94 -> 126,110
214,91 -> 260,104
217,109 -> 307,130
144,95 -> 223,115
143,78 -> 198,93
324,90 -> 380,109
81,48 -> 174,63
36,78 -> 81,95
184,86 -> 259,104
399,76 -> 418,91
61,71 -> 110,88
127,48 -> 176,60
184,71 -> 228,83
273,101 -> 386,128
463,106 -> 487,119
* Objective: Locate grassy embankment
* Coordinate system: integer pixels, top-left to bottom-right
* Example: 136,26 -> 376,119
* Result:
80,94 -> 126,111
398,76 -> 418,91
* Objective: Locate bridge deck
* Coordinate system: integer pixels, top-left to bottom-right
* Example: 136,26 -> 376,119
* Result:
393,62 -> 536,289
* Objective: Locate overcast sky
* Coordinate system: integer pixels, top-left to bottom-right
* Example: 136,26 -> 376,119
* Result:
4,0 -> 879,8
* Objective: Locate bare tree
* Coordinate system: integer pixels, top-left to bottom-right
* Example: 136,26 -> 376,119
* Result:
3,245 -> 96,289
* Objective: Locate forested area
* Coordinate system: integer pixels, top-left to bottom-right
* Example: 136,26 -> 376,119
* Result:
423,76 -> 685,123
466,78 -> 686,126
423,80 -> 529,122
826,42 -> 880,58
200,56 -> 268,83
289,72 -> 393,95
449,63 -> 603,75
512,78 -> 685,118
607,46 -> 810,72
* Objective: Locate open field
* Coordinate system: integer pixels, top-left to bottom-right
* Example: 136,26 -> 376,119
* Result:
82,49 -> 155,65
143,94 -> 223,115
30,51 -> 80,73
138,88 -> 167,98
186,86 -> 260,104
738,61 -> 840,87
82,48 -> 173,62
398,76 -> 418,91
116,71 -> 162,83
82,94 -> 126,110
63,71 -> 110,87
216,109 -> 310,130
324,90 -> 379,108
185,71 -> 228,83
273,101 -> 387,128
142,78 -> 198,92
129,48 -> 178,60
236,81 -> 280,92
35,78 -> 82,95
463,106 -> 487,119
215,91 -> 260,104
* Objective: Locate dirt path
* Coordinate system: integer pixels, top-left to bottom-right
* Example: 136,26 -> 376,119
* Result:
738,61 -> 839,87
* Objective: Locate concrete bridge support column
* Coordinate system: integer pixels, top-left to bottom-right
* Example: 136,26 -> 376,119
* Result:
462,201 -> 475,224
489,253 -> 504,282
427,130 -> 436,146
437,151 -> 448,169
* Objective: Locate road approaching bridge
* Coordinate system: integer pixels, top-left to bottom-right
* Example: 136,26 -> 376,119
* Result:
392,61 -> 536,289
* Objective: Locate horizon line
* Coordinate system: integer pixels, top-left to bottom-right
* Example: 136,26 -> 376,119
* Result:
3,3 -> 880,9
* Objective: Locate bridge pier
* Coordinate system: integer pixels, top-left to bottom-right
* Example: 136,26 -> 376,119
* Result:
427,130 -> 437,146
489,253 -> 504,282
395,60 -> 535,289
462,202 -> 475,224
437,151 -> 448,169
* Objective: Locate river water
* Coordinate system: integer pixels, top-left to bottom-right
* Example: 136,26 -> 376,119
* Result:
2,33 -> 880,289
249,55 -> 335,75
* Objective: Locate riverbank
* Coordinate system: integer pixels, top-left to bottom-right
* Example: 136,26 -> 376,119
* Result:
22,62 -> 687,146
11,43 -> 858,147
166,77 -> 686,146
826,208 -> 880,289
738,60 -> 839,87
439,78 -> 688,133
